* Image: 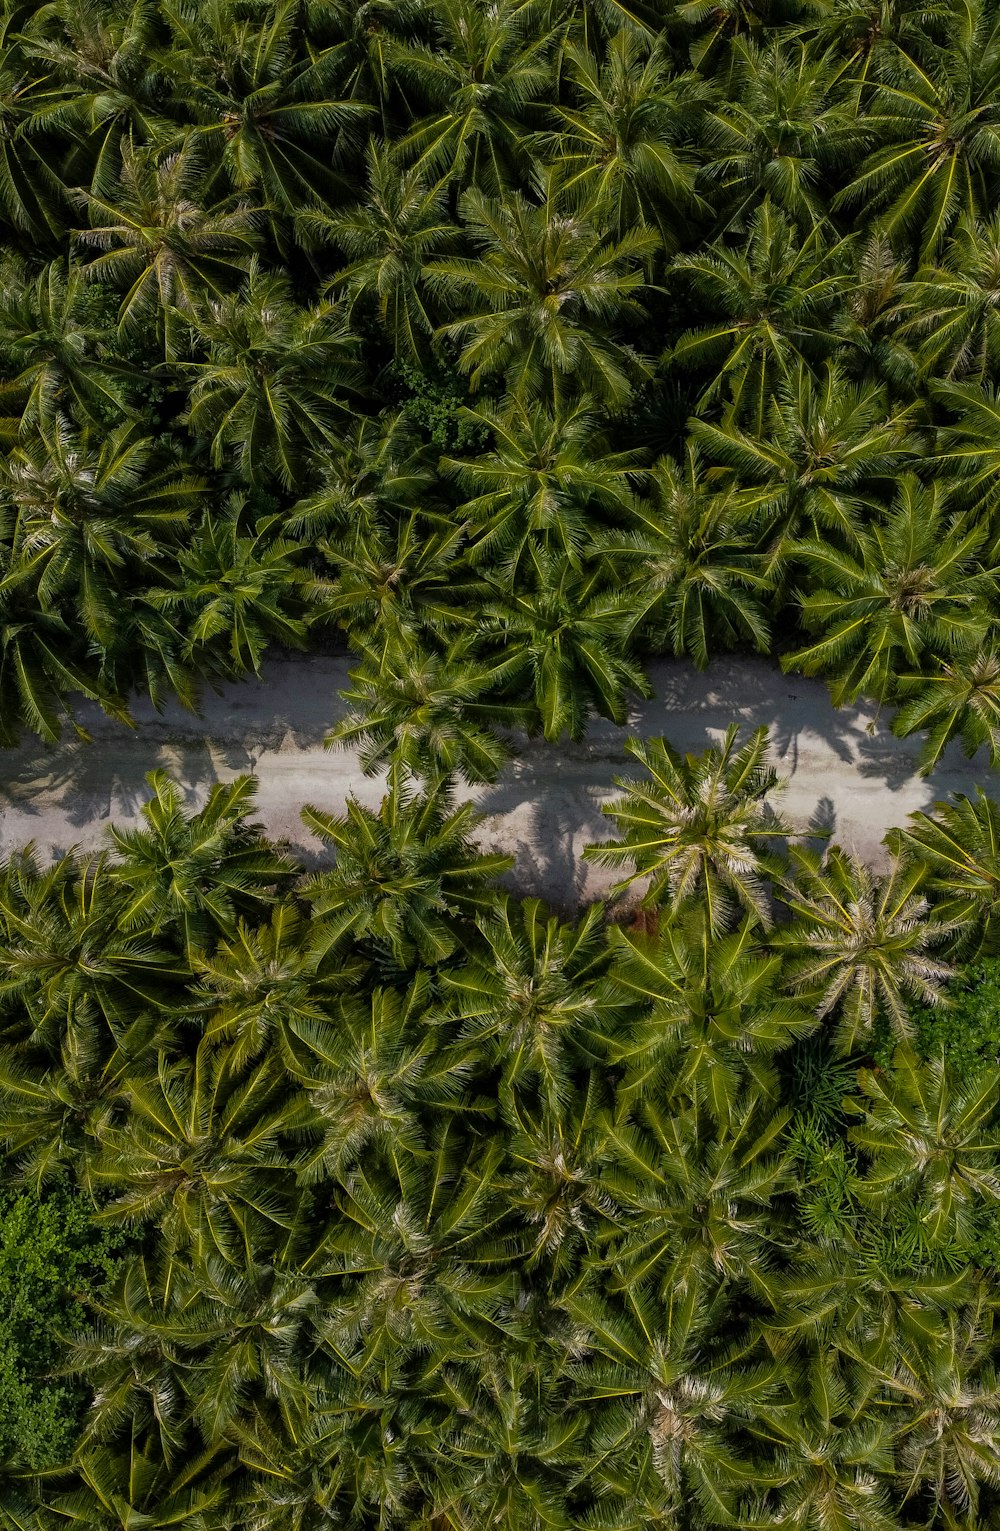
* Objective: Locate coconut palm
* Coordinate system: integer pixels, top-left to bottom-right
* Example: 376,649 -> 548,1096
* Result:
894,1289 -> 1000,1521
476,550 -> 651,741
142,499 -> 312,678
782,475 -> 996,706
162,0 -> 371,223
17,0 -> 171,198
74,137 -> 259,359
605,909 -> 815,1124
436,895 -> 611,1114
849,1044 -> 1000,1252
691,362 -> 917,566
668,202 -> 853,433
566,1275 -> 772,1519
597,445 -> 773,664
108,771 -> 298,960
441,392 -> 642,580
0,257 -> 133,434
283,410 -> 433,545
283,974 -> 457,1180
530,29 -> 707,244
311,510 -> 468,645
428,175 -> 657,406
742,1388 -> 899,1531
327,636 -> 529,786
585,725 -> 788,929
300,776 -> 512,970
34,1434 -> 234,1531
0,420 -> 203,657
899,213 -> 1000,382
605,1089 -> 793,1293
887,788 -> 1000,958
701,39 -> 847,230
85,1042 -> 311,1263
0,848 -> 181,1052
834,0 -> 1000,256
301,142 -> 456,361
0,1009 -> 158,1189
389,0 -> 560,194
181,263 -> 362,487
890,646 -> 1000,772
775,846 -> 955,1052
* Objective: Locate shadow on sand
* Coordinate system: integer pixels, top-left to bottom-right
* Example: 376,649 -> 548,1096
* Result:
0,652 -> 995,902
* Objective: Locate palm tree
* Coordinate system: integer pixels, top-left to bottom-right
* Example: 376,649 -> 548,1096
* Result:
283,410 -> 433,546
74,137 -> 259,360
782,475 -> 995,706
596,445 -> 773,665
899,213 -> 1000,382
585,725 -> 788,929
300,775 -> 513,970
284,974 -> 453,1179
428,175 -> 657,406
108,771 -> 298,960
668,202 -> 853,433
476,550 -> 650,741
0,28 -> 70,243
196,904 -> 349,1073
834,0 -> 1000,256
701,39 -> 846,230
605,1089 -> 792,1293
834,232 -> 919,395
529,29 -> 707,244
0,1010 -> 157,1190
894,1289 -> 1000,1522
436,895 -> 610,1114
304,1116 -> 513,1370
691,362 -> 916,567
890,647 -> 1000,773
162,0 -> 371,227
85,1042 -> 311,1264
566,1274 -> 771,1521
742,1386 -> 899,1531
142,499 -> 312,678
774,846 -> 955,1053
34,1434 -> 234,1530
17,0 -> 171,199
441,393 -> 642,581
0,588 -> 120,744
327,636 -> 530,786
0,420 -> 202,659
389,0 -> 559,195
300,142 -> 457,361
932,376 -> 1000,505
887,788 -> 1000,958
500,1072 -> 619,1279
181,263 -> 362,487
0,257 -> 133,434
605,909 -> 815,1125
0,848 -> 181,1053
310,509 -> 468,645
849,1044 -> 1000,1253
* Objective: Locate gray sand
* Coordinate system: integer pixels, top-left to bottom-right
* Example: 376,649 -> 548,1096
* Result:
0,653 -> 993,905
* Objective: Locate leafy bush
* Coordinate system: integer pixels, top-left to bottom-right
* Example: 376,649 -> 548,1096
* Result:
874,957 -> 1000,1076
0,1182 -> 124,1468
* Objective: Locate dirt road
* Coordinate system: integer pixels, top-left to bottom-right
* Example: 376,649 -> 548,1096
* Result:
0,654 -> 991,904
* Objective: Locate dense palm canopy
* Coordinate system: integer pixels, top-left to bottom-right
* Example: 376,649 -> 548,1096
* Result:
0,753 -> 999,1526
1,0 -> 1000,753
8,0 -> 1000,1527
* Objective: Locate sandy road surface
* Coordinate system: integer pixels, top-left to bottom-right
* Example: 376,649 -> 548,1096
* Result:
0,653 -> 994,905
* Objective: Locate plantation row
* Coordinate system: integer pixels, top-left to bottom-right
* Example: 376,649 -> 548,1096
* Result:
3,735 -> 1000,1528
2,0 -> 1000,764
